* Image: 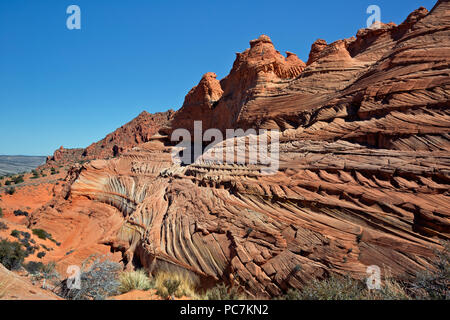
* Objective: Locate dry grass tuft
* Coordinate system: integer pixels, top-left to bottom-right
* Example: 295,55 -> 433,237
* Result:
118,269 -> 152,294
154,271 -> 197,299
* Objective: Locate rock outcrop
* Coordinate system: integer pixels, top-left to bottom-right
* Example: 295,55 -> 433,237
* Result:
29,0 -> 449,299
45,110 -> 174,168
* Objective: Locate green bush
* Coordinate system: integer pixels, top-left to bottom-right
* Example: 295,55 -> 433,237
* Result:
32,229 -> 51,240
0,239 -> 27,270
13,210 -> 28,217
0,208 -> 3,218
10,230 -> 19,238
24,261 -> 45,274
12,175 -> 24,184
31,170 -> 40,179
5,187 -> 15,195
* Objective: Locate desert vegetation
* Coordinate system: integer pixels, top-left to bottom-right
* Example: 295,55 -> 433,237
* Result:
0,239 -> 28,270
0,240 -> 447,300
118,269 -> 152,293
5,187 -> 15,195
56,255 -> 122,300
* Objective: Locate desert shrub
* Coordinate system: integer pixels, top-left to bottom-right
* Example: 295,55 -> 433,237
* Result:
37,251 -> 46,259
0,222 -> 8,231
42,244 -> 52,252
13,210 -> 28,217
31,170 -> 40,179
57,255 -> 121,300
154,271 -> 197,299
204,283 -> 247,300
10,230 -> 37,256
118,269 -> 152,294
408,241 -> 449,300
5,180 -> 11,186
32,228 -> 51,240
276,273 -> 411,301
163,279 -> 181,299
0,208 -> 3,218
24,261 -> 45,274
5,187 -> 15,195
277,288 -> 303,300
0,239 -> 27,270
12,175 -> 24,184
288,275 -> 368,300
25,261 -> 60,289
10,230 -> 19,238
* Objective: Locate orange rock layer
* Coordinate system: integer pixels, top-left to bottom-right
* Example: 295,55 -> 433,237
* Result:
28,0 -> 449,298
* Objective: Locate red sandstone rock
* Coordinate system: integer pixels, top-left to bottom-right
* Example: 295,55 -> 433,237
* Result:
24,0 -> 450,299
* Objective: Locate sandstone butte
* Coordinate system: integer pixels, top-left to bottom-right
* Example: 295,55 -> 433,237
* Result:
2,0 -> 449,299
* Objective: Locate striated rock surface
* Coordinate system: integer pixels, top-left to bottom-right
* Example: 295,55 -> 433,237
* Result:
44,110 -> 174,168
167,35 -> 307,135
29,0 -> 450,299
83,110 -> 174,159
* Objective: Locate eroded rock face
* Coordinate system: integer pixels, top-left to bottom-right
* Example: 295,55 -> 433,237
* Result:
31,1 -> 450,298
44,110 -> 174,168
168,35 -> 307,135
83,111 -> 174,160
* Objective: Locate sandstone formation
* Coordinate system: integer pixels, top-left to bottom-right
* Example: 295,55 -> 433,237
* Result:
0,264 -> 60,300
27,0 -> 449,299
45,110 -> 174,167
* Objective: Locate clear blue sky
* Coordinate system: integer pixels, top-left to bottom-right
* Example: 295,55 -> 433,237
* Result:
0,0 -> 437,156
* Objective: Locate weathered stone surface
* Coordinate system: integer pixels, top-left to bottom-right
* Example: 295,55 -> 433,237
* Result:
28,1 -> 450,298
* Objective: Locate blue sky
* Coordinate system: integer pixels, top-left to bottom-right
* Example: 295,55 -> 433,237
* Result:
0,0 -> 437,156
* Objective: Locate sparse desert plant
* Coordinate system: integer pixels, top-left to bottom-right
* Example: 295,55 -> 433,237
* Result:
0,239 -> 27,270
286,275 -> 368,300
5,187 -> 15,195
154,271 -> 197,299
12,175 -> 24,184
204,283 -> 247,300
13,209 -> 28,217
276,271 -> 412,301
57,255 -> 121,300
408,241 -> 449,300
26,261 -> 59,289
118,269 -> 152,293
32,228 -> 51,240
23,261 -> 45,274
162,279 -> 181,299
10,230 -> 19,238
37,251 -> 46,259
0,222 -> 8,231
0,208 -> 3,218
